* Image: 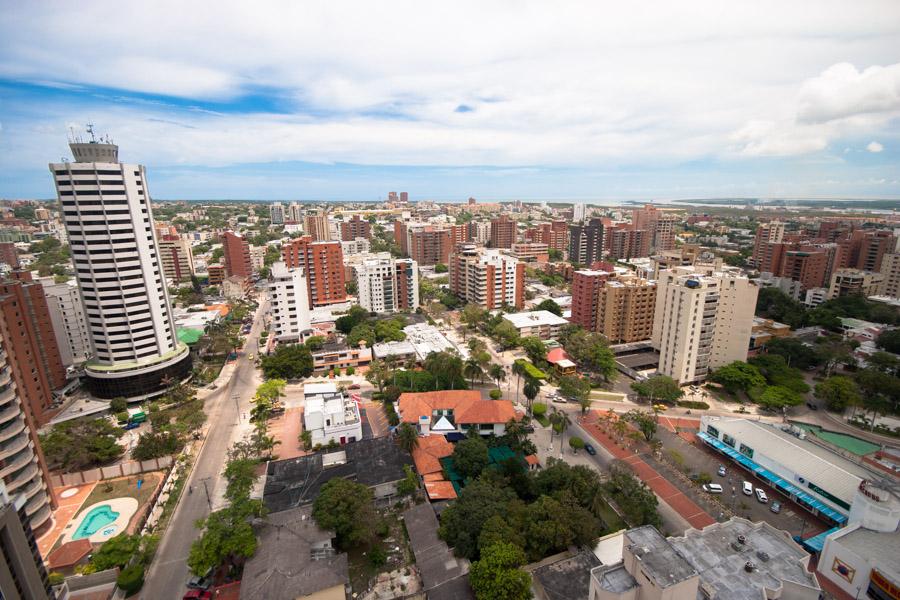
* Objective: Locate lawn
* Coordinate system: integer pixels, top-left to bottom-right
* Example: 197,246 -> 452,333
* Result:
534,414 -> 551,427
594,495 -> 627,533
83,473 -> 161,511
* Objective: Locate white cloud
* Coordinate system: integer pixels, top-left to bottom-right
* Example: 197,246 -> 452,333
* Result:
867,141 -> 884,152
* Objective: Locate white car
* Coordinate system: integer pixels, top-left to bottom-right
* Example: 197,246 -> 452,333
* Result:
742,481 -> 754,496
702,483 -> 723,494
755,488 -> 768,503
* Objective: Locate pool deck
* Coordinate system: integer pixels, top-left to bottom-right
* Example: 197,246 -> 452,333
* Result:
38,482 -> 97,557
60,497 -> 139,545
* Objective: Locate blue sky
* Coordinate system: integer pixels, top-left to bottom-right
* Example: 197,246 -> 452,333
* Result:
1,1 -> 899,201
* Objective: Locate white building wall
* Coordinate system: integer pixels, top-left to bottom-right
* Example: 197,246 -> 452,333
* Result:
41,281 -> 92,367
269,261 -> 311,341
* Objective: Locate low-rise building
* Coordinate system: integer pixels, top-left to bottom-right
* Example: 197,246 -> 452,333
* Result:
748,317 -> 792,353
311,341 -> 372,373
398,390 -> 518,437
503,310 -> 569,340
302,382 -> 362,446
510,242 -> 550,263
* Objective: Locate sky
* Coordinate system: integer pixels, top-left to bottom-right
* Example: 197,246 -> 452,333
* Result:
1,1 -> 899,202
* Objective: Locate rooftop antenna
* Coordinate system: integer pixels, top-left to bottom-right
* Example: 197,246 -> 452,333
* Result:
86,122 -> 96,143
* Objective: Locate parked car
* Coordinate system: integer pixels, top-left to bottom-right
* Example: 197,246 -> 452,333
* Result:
183,590 -> 212,600
348,384 -> 361,390
702,483 -> 723,494
755,488 -> 768,503
806,402 -> 818,411
742,481 -> 754,495
717,465 -> 726,477
584,444 -> 597,456
187,575 -> 211,590
122,422 -> 140,431
770,501 -> 781,514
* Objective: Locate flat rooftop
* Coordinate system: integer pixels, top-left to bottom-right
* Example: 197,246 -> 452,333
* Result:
503,310 -> 569,328
669,518 -> 819,600
593,564 -> 638,594
831,525 -> 900,583
533,550 -> 602,600
624,526 -> 697,588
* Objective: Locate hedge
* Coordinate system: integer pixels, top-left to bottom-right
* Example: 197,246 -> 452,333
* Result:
514,359 -> 547,380
677,400 -> 710,410
117,564 -> 144,595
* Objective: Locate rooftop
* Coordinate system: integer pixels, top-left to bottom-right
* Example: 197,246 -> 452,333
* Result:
532,550 -> 602,600
402,503 -> 473,597
503,310 -> 569,329
398,390 -> 517,426
592,563 -> 638,594
624,525 -> 697,587
831,524 -> 900,582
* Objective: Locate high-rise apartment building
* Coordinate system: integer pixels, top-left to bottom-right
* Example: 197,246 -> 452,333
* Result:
490,215 -> 516,249
400,192 -> 409,203
409,227 -> 453,266
355,257 -> 419,313
751,221 -> 786,267
632,204 -> 677,251
608,227 -> 651,260
304,211 -> 331,241
0,335 -> 54,534
781,249 -> 830,291
828,269 -> 885,299
0,243 -> 18,269
653,266 -> 758,384
268,261 -> 311,342
573,203 -> 586,222
340,215 -> 372,241
286,202 -> 303,222
157,234 -> 195,282
471,221 -> 492,245
524,221 -> 568,253
569,269 -> 610,331
839,230 -> 896,272
0,274 -> 67,425
597,275 -> 657,343
449,246 -> 524,310
281,236 -> 346,306
880,253 -> 900,299
222,231 -> 252,278
0,483 -> 52,600
269,202 -> 285,224
50,136 -> 191,399
568,218 -> 604,266
40,279 -> 92,367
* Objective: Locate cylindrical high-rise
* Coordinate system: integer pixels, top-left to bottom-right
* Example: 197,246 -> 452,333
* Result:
49,137 -> 191,399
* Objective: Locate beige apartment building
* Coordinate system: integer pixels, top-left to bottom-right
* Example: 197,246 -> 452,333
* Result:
597,275 -> 656,343
879,253 -> 900,299
828,268 -> 885,299
652,266 -> 758,384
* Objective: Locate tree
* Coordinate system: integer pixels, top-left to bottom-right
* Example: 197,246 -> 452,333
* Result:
523,378 -> 541,412
563,329 -> 616,381
91,534 -> 140,570
568,436 -> 585,452
815,376 -> 862,412
558,375 -> 590,405
39,418 -> 124,471
452,436 -> 489,480
548,248 -> 563,262
462,304 -> 486,332
132,430 -> 182,460
624,410 -> 657,441
748,354 -> 810,394
109,397 -> 128,413
531,402 -> 547,418
855,368 -> 900,421
755,287 -> 808,329
424,350 -> 467,390
492,321 -> 520,349
187,502 -> 259,575
604,462 -> 661,528
304,335 -> 325,350
867,351 -> 900,376
876,329 -> 900,354
709,361 -> 765,395
765,337 -> 822,370
260,344 -> 313,379
469,542 -> 531,600
435,263 -> 448,273
439,478 -> 518,560
116,565 -> 144,595
396,422 -> 419,454
535,299 -> 562,316
630,375 -> 683,404
756,386 -> 804,410
464,357 -> 484,387
312,479 -> 375,548
335,305 -> 369,334
816,337 -> 855,376
489,364 -> 507,389
521,336 -> 547,366
550,408 -> 571,443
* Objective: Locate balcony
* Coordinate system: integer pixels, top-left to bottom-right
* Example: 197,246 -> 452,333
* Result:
0,416 -> 25,443
5,463 -> 39,492
0,447 -> 35,479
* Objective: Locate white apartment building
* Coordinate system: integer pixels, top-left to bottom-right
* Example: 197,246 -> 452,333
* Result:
502,310 -> 569,340
268,261 -> 311,342
652,266 -> 758,384
472,221 -> 492,245
355,257 -> 419,313
341,237 -> 371,255
40,279 -> 92,367
573,203 -> 586,222
449,247 -> 524,310
269,202 -> 285,224
50,136 -> 191,399
303,382 -> 362,446
249,245 -> 266,272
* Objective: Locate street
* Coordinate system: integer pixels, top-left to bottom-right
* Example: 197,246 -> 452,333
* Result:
141,298 -> 267,600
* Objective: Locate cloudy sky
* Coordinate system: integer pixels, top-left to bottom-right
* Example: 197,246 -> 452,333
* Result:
1,1 -> 899,201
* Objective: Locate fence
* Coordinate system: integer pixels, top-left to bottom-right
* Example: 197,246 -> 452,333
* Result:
50,456 -> 174,488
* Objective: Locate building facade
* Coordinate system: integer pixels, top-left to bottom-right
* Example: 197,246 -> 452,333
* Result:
281,237 -> 347,306
157,234 -> 195,282
304,211 -> 331,241
40,279 -> 92,367
268,261 -> 311,342
409,227 -> 452,266
880,253 -> 900,299
0,243 -> 18,269
222,231 -> 252,278
569,269 -> 610,331
568,218 -> 604,266
339,215 -> 372,241
49,138 -> 191,399
828,268 -> 885,299
607,227 -> 650,260
449,246 -> 524,310
490,215 -> 517,249
0,485 -> 53,600
269,202 -> 285,224
355,257 -> 419,313
597,275 -> 657,343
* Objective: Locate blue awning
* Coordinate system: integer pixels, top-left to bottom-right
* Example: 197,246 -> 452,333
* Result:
800,527 -> 840,553
697,431 -> 848,524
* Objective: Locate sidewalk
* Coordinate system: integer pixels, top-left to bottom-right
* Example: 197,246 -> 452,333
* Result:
581,411 -> 716,531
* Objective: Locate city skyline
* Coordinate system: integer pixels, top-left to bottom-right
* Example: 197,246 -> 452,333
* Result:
1,2 -> 898,200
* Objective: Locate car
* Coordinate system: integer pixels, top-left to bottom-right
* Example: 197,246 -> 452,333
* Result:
523,425 -> 535,434
187,576 -> 211,590
584,444 -> 597,456
717,465 -> 726,477
770,501 -> 781,514
122,422 -> 140,431
755,488 -> 768,503
702,483 -> 723,494
806,402 -> 818,411
348,384 -> 361,390
183,590 -> 212,600
248,354 -> 254,361
742,481 -> 754,496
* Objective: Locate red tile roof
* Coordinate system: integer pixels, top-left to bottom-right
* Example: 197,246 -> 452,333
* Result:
546,348 -> 572,364
47,539 -> 92,569
398,390 -> 517,426
525,454 -> 541,466
412,435 -> 455,476
425,480 -> 458,500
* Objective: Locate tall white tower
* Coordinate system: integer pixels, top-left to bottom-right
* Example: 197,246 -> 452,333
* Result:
268,261 -> 311,342
49,132 -> 191,400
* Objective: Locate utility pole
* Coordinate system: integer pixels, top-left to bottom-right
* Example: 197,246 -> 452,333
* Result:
201,477 -> 212,510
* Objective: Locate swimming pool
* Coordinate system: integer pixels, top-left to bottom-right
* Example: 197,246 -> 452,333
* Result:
73,505 -> 120,540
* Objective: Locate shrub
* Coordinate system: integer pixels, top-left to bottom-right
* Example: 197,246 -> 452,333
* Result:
109,398 -> 128,413
116,564 -> 144,595
676,400 -> 710,410
346,366 -> 356,375
48,572 -> 65,586
489,389 -> 503,400
368,545 -> 387,567
696,472 -> 712,485
115,411 -> 129,423
532,402 -> 548,417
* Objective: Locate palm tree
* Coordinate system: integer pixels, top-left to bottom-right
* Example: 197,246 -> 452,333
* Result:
464,357 -> 483,388
512,361 -> 525,404
489,364 -> 506,389
523,378 -> 540,414
551,408 -> 572,456
396,422 -> 419,454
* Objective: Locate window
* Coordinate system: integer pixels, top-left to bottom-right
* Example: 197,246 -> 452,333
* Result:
738,443 -> 754,459
722,433 -> 736,448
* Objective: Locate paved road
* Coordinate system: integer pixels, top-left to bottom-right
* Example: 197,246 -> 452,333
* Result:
141,299 -> 267,600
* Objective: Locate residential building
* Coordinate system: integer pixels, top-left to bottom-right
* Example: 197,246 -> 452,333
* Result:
268,261 -> 311,342
751,220 -> 786,266
222,231 -> 252,278
632,204 -> 678,251
248,244 -> 266,272
568,218 -> 604,265
50,136 -> 191,399
828,268 -> 885,299
0,336 -> 55,534
0,274 -> 67,425
839,229 -> 896,272
40,279 -> 92,366
0,243 -> 18,269
341,237 -> 371,255
373,323 -> 468,363
207,264 -> 225,285
281,236 -> 347,306
340,214 -> 372,241
157,234 -> 195,282
652,266 -> 758,384
410,226 -> 453,266
573,203 -> 586,222
269,202 -> 285,225
607,227 -> 650,260
0,484 -> 53,600
449,246 -> 525,310
304,210 -> 330,241
780,248 -> 830,291
302,382 -> 362,446
805,287 -> 829,307
222,275 -> 251,300
524,221 -> 568,253
471,221 -> 491,245
398,390 -> 518,437
355,257 -> 419,313
510,242 -> 549,263
403,503 -> 474,597
597,275 -> 656,343
748,317 -> 791,353
569,269 -> 610,330
490,214 -> 517,249
879,253 -> 900,298
502,310 -> 569,340
311,341 -> 372,373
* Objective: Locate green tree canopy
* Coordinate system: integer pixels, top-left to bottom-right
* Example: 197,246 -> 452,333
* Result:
756,385 -> 804,410
260,344 -> 313,379
709,361 -> 766,395
469,542 -> 531,600
535,299 -> 562,316
452,436 -> 490,480
558,375 -> 590,404
520,336 -> 547,365
335,305 -> 370,334
877,329 -> 900,354
748,354 -> 810,394
439,478 -> 518,560
630,375 -> 683,403
91,534 -> 140,570
39,418 -> 124,471
815,376 -> 862,412
624,410 -> 658,441
312,478 -> 375,549
492,320 -> 521,349
764,337 -> 822,370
